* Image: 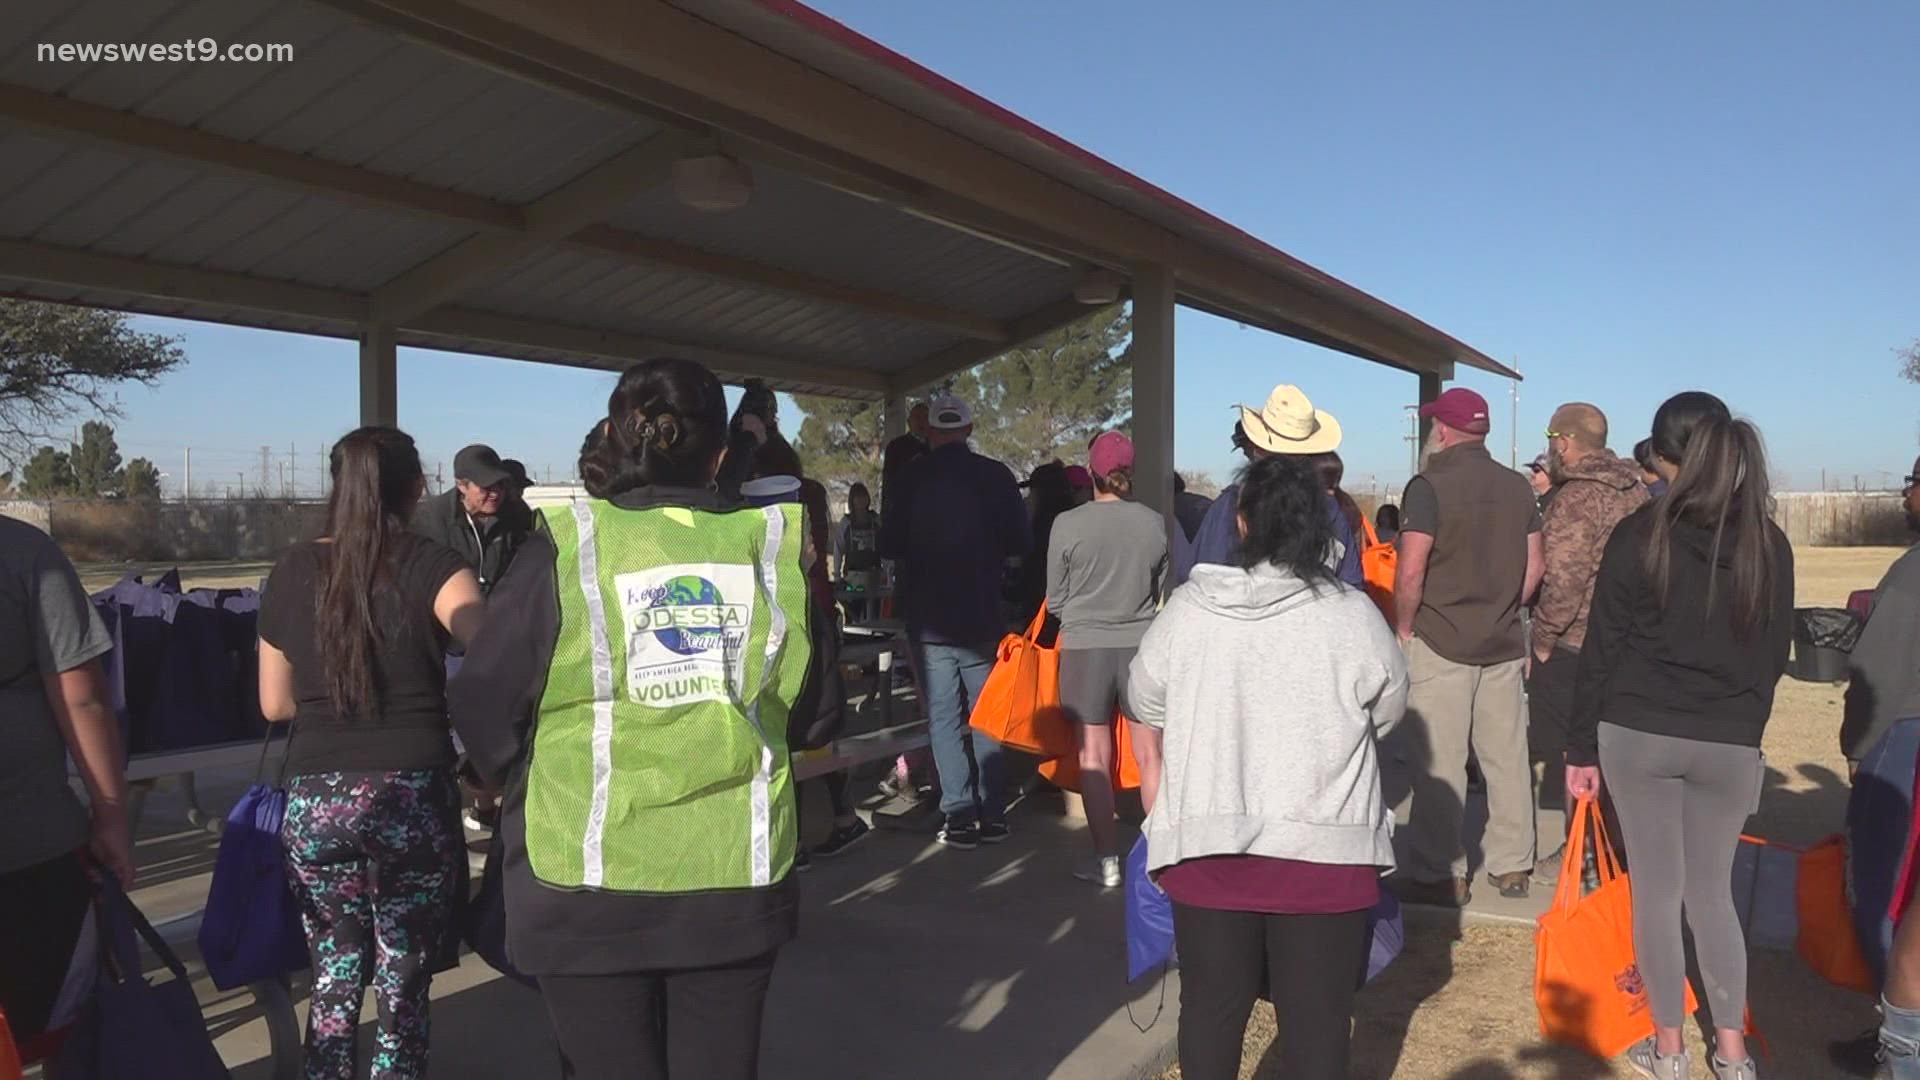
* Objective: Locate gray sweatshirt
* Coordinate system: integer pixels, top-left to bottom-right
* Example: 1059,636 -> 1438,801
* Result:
1046,499 -> 1169,649
1128,562 -> 1408,873
1842,544 -> 1920,761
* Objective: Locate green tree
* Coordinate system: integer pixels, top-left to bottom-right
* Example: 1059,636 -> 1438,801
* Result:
1902,339 -> 1920,384
0,301 -> 184,467
950,305 -> 1131,477
791,306 -> 1133,496
69,420 -> 124,496
122,457 -> 162,500
790,396 -> 887,500
19,446 -> 74,497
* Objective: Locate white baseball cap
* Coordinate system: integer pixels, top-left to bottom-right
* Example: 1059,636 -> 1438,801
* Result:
928,395 -> 974,430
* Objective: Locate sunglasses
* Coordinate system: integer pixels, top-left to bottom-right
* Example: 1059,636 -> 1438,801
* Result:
1544,429 -> 1567,441
1905,476 -> 1920,489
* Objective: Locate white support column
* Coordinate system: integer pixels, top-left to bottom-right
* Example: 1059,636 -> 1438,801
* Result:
359,325 -> 397,428
1131,264 -> 1176,529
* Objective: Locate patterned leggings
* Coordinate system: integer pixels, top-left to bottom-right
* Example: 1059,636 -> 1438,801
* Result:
283,769 -> 461,1080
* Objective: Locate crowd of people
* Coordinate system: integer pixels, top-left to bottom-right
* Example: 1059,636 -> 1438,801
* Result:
13,353 -> 1920,1080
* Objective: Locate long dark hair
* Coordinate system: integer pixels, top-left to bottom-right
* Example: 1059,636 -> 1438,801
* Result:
1309,450 -> 1366,538
1236,454 -> 1338,587
577,359 -> 730,497
1643,391 -> 1779,638
316,427 -> 423,718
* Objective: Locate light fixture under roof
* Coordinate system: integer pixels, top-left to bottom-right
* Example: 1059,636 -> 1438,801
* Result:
672,153 -> 754,212
1073,267 -> 1124,305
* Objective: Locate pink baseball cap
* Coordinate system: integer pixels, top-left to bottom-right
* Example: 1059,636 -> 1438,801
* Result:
1088,431 -> 1134,480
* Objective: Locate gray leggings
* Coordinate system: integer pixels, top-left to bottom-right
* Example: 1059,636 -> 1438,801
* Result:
1599,723 -> 1763,1029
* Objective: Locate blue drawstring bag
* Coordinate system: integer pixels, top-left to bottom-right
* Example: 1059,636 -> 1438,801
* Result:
1125,834 -> 1176,982
1365,889 -> 1404,984
56,875 -> 231,1079
198,727 -> 307,991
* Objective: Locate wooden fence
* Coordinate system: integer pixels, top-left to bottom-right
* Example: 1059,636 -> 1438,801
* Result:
1350,490 -> 1906,547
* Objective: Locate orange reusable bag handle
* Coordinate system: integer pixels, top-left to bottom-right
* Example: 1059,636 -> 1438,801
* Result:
1551,796 -> 1625,913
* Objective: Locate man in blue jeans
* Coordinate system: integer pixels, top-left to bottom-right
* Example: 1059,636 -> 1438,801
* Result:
1832,459 -> 1920,1075
881,394 -> 1030,849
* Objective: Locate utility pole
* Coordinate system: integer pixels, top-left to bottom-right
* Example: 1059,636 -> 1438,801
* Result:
1509,357 -> 1521,469
289,442 -> 297,498
183,447 -> 192,504
1404,405 -> 1421,481
258,446 -> 271,495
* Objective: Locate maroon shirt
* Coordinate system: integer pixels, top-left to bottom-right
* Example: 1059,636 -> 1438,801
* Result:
1157,855 -> 1379,915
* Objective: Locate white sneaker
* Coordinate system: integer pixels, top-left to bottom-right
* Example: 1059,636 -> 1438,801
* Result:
1075,856 -> 1122,889
1626,1037 -> 1689,1080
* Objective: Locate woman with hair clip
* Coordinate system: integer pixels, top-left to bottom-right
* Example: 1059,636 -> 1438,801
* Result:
257,427 -> 485,1080
1128,453 -> 1405,1080
1046,431 -> 1168,887
1569,392 -> 1793,1080
451,358 -> 834,1080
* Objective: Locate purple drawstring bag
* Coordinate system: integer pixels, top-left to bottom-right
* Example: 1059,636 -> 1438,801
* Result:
1125,834 -> 1176,982
198,726 -> 307,991
56,875 -> 231,1079
1365,889 -> 1404,984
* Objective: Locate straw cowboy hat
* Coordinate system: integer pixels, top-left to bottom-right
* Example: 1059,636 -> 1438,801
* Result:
1236,384 -> 1343,455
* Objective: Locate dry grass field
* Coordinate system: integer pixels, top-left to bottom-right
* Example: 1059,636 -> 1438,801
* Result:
1159,546 -> 1907,1079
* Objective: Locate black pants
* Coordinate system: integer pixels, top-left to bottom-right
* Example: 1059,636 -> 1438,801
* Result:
538,951 -> 779,1080
1171,902 -> 1368,1080
0,851 -> 90,1042
1528,646 -> 1627,865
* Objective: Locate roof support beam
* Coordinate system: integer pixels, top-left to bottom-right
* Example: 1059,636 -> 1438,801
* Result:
369,131 -> 689,324
371,0 -> 1486,377
0,83 -> 1006,342
890,296 -> 1108,395
0,83 -> 523,233
360,325 -> 398,427
0,239 -> 886,395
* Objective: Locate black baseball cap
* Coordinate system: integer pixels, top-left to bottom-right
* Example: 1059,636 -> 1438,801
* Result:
454,445 -> 511,488
502,459 -> 532,491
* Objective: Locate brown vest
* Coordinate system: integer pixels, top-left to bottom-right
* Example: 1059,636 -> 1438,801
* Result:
1412,443 -> 1538,665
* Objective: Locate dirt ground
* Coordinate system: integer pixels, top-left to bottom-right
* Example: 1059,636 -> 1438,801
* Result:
1159,546 -> 1905,1079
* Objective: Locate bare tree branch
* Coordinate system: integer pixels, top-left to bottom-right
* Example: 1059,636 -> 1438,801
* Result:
0,300 -> 184,467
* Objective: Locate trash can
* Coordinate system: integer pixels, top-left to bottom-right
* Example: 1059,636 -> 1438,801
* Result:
1787,607 -> 1863,682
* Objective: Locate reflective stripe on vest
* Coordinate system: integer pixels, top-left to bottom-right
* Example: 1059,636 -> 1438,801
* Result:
527,500 -> 809,893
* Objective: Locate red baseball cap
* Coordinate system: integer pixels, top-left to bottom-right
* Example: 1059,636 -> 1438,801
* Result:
1088,431 -> 1134,480
1419,388 -> 1492,435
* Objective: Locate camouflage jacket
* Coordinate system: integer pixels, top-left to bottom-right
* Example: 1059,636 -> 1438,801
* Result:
1533,450 -> 1648,655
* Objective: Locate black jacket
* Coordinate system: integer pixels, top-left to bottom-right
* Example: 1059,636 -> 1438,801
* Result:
409,488 -> 534,595
1569,505 -> 1794,765
449,486 -> 837,976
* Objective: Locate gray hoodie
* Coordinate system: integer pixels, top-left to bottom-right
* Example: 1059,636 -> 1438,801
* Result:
1128,563 -> 1408,874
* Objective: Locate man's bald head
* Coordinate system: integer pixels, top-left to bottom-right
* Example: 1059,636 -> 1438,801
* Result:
1550,403 -> 1608,452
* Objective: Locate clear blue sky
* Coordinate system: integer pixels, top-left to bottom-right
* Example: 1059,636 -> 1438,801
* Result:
101,1 -> 1919,498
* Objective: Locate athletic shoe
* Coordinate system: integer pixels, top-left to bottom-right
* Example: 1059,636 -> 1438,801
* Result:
877,773 -> 908,800
813,819 -> 871,859
1711,1055 -> 1759,1080
1534,843 -> 1566,885
938,821 -> 980,850
979,822 -> 1011,845
795,848 -> 812,873
1625,1037 -> 1689,1080
1488,870 -> 1531,900
1075,856 -> 1122,889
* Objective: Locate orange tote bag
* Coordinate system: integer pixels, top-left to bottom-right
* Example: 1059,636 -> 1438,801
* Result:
1359,515 -> 1397,621
0,1007 -> 21,1080
967,604 -> 1074,758
1798,834 -> 1876,994
1038,713 -> 1144,792
1535,797 -> 1697,1059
